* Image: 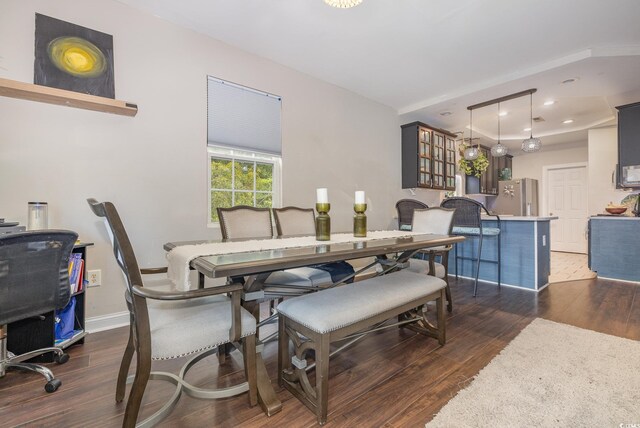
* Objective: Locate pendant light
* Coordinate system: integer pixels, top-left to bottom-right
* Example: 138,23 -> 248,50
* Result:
464,109 -> 479,160
491,102 -> 508,157
522,92 -> 542,153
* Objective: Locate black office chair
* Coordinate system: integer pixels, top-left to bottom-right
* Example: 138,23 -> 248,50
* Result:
440,197 -> 501,297
0,230 -> 77,392
395,199 -> 429,231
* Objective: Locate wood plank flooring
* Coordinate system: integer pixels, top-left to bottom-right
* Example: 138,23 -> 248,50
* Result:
2,276 -> 639,427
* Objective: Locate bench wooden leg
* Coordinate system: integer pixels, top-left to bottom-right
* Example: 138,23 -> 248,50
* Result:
316,334 -> 330,425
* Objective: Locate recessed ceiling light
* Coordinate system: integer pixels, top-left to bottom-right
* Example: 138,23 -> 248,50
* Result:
498,111 -> 508,117
324,0 -> 363,8
563,119 -> 574,124
440,111 -> 452,116
562,78 -> 578,84
544,100 -> 555,106
523,127 -> 532,132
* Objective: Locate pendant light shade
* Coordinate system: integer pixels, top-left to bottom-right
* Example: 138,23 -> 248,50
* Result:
491,102 -> 508,157
522,93 -> 542,153
464,146 -> 479,160
464,109 -> 480,160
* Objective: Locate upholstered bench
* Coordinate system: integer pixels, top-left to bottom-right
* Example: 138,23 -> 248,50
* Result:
277,269 -> 447,424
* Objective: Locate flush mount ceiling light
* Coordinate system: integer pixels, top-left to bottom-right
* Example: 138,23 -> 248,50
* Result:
522,92 -> 542,153
491,102 -> 508,158
324,0 -> 363,8
523,127 -> 532,132
563,119 -> 574,124
498,111 -> 508,117
544,100 -> 555,106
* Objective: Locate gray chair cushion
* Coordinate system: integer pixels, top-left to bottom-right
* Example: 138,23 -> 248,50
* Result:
452,226 -> 500,236
148,294 -> 256,360
265,267 -> 333,288
277,270 -> 445,334
405,259 -> 446,278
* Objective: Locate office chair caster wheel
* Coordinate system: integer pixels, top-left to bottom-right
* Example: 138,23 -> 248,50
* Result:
45,379 -> 62,393
54,353 -> 69,364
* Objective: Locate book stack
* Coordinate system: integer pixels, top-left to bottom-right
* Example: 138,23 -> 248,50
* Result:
68,253 -> 85,293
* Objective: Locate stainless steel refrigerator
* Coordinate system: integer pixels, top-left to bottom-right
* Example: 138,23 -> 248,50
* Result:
493,178 -> 539,216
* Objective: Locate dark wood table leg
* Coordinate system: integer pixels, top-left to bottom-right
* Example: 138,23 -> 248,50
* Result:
256,346 -> 282,416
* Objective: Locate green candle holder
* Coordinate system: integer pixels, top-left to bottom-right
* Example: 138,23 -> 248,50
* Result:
353,203 -> 367,237
315,203 -> 331,241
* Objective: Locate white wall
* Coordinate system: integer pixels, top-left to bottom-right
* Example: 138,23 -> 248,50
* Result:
587,127 -> 632,215
0,0 -> 439,317
511,142 -> 589,183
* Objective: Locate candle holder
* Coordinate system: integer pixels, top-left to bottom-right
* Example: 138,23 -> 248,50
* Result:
315,203 -> 331,241
353,203 -> 367,237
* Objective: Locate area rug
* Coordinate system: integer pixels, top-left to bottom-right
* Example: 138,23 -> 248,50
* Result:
426,318 -> 640,427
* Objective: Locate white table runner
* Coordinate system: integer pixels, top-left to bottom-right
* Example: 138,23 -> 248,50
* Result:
167,230 -> 423,290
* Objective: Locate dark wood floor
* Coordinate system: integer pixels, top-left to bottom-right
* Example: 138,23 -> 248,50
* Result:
2,277 -> 639,428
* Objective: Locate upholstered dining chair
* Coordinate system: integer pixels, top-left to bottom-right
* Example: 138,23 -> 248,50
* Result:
0,230 -> 76,393
395,199 -> 429,231
217,205 -> 273,240
88,199 -> 257,428
272,206 -> 315,237
404,207 -> 456,312
440,197 -> 501,297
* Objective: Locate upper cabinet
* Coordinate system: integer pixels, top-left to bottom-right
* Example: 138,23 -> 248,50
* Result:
465,145 -> 512,196
401,122 -> 456,191
616,102 -> 640,188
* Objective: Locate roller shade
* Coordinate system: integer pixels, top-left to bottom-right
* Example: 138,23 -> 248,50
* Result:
207,76 -> 282,155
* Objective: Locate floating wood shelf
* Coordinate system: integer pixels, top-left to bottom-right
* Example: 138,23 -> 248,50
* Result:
0,77 -> 138,117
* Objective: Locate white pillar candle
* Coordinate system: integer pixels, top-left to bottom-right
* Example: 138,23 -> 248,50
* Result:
355,191 -> 365,204
316,188 -> 328,203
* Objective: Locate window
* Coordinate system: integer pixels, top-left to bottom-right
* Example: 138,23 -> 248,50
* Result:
208,146 -> 281,223
207,77 -> 282,224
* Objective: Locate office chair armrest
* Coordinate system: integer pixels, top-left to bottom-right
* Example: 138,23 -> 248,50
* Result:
131,283 -> 243,301
140,267 -> 168,275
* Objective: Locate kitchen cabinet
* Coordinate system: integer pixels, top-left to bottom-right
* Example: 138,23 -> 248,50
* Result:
401,122 -> 456,190
616,101 -> 640,188
465,145 -> 512,195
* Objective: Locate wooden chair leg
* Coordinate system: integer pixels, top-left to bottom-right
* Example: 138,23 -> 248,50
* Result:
315,334 -> 330,425
217,345 -> 227,365
123,338 -> 151,428
116,322 -> 135,403
243,334 -> 258,407
277,316 -> 287,388
445,280 -> 453,314
437,289 -> 446,345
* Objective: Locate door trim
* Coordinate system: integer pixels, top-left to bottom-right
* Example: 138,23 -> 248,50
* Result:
542,162 -> 589,253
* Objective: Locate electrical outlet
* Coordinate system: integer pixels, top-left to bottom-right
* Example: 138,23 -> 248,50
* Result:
88,269 -> 101,287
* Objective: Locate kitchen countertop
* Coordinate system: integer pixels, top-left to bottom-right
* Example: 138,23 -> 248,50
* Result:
481,215 -> 558,221
590,215 -> 640,220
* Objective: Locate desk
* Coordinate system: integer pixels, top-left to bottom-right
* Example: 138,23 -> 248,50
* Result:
164,232 -> 463,417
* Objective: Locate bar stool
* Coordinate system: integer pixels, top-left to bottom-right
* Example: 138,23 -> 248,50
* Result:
440,197 -> 501,296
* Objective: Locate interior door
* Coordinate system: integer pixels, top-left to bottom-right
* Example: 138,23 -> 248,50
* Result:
547,165 -> 588,253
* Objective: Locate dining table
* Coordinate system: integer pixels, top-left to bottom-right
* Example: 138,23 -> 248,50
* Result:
163,230 -> 464,417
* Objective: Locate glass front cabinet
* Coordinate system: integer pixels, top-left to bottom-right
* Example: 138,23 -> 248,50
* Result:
401,122 -> 457,191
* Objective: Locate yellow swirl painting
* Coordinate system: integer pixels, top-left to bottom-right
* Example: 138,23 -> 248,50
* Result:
35,13 -> 115,98
47,36 -> 106,78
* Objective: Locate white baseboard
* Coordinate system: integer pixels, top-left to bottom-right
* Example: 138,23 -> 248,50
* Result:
86,311 -> 130,333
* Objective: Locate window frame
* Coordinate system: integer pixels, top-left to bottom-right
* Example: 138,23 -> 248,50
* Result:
207,145 -> 282,227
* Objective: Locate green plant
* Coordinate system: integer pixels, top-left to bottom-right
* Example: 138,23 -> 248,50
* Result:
458,149 -> 489,177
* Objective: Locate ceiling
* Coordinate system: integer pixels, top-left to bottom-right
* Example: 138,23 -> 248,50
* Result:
118,0 -> 640,153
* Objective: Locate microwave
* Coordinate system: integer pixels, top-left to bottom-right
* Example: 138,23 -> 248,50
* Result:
622,165 -> 640,187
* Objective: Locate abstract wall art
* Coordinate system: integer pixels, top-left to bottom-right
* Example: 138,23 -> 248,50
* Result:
34,13 -> 115,98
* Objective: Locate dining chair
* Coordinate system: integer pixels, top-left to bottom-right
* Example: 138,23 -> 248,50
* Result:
271,206 -> 356,286
440,197 -> 501,296
0,230 -> 76,393
395,199 -> 429,231
404,207 -> 455,312
88,199 -> 257,428
217,205 -> 273,240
